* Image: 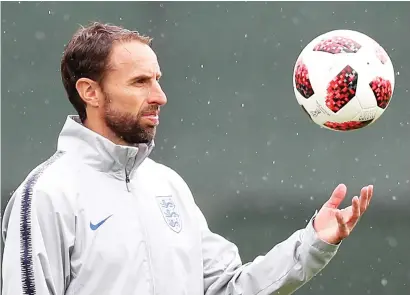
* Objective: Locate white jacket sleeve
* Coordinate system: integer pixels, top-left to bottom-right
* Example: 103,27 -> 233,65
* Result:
2,184 -> 75,295
197,207 -> 340,295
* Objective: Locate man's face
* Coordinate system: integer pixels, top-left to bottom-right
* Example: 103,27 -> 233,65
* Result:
99,41 -> 167,145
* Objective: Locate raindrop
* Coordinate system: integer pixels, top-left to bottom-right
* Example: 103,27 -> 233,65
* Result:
35,31 -> 46,40
386,236 -> 398,247
381,278 -> 388,286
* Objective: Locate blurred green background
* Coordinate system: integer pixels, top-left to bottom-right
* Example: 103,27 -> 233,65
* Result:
2,2 -> 410,294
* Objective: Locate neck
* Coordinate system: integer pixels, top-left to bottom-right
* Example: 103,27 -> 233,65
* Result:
83,118 -> 130,146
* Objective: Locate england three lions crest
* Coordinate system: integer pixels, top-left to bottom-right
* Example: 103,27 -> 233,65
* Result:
156,196 -> 182,233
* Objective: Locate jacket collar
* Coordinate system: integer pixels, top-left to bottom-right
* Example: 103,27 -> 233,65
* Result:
57,115 -> 154,178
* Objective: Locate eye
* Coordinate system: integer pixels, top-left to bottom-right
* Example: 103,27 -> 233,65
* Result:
134,78 -> 148,85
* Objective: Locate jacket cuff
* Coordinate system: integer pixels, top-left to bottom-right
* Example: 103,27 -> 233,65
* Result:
304,211 -> 341,253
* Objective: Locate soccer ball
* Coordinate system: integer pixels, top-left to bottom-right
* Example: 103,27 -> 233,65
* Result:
293,29 -> 395,131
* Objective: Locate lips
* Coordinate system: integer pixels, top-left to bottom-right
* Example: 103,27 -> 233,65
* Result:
142,111 -> 160,125
142,107 -> 160,116
142,112 -> 159,117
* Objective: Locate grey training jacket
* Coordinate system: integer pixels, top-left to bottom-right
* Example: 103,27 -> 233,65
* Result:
2,115 -> 340,295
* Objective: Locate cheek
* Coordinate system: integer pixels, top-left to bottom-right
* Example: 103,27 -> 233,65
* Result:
108,87 -> 146,111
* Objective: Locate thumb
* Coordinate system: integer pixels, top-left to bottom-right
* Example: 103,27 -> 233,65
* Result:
324,184 -> 347,209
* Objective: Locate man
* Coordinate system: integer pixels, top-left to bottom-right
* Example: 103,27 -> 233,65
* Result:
2,22 -> 373,295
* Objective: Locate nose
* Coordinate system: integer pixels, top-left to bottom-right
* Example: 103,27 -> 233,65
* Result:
147,81 -> 167,106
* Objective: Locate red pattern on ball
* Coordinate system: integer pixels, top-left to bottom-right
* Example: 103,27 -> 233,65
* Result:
370,77 -> 392,109
324,120 -> 373,131
294,60 -> 314,99
326,65 -> 358,113
375,45 -> 388,64
313,36 -> 362,54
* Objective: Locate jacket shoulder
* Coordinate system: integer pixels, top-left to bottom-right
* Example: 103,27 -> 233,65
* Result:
15,151 -> 72,198
143,158 -> 188,184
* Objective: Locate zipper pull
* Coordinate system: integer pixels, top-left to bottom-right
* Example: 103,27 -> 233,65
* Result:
125,172 -> 131,192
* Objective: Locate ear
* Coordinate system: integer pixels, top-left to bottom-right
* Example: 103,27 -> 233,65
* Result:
75,78 -> 101,108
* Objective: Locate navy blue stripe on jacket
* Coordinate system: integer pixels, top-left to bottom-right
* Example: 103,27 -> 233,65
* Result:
19,151 -> 65,295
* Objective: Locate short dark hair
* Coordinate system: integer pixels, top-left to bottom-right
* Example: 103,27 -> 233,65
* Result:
60,22 -> 152,122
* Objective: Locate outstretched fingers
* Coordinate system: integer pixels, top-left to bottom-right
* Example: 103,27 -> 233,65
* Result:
359,186 -> 368,214
336,211 -> 350,238
325,184 -> 347,209
347,196 -> 361,227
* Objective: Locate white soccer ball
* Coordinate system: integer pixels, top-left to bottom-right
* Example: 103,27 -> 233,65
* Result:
293,29 -> 395,131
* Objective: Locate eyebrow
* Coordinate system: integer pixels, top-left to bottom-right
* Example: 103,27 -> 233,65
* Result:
129,72 -> 162,82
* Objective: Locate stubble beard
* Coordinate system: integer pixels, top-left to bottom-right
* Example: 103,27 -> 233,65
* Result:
103,93 -> 156,145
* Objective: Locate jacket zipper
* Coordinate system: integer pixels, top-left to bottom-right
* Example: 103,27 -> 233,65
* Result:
125,168 -> 131,192
124,156 -> 137,192
124,157 -> 156,294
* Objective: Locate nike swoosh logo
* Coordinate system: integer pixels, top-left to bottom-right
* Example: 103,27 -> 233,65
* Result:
90,214 -> 113,231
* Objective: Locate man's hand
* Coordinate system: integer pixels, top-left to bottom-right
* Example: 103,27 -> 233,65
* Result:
313,184 -> 373,245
